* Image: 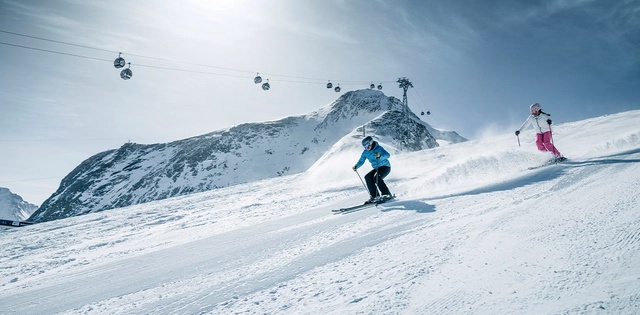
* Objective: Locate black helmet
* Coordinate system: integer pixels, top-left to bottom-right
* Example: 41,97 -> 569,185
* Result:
361,136 -> 374,149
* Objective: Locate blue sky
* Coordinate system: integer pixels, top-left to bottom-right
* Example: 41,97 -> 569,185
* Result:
1,0 -> 639,205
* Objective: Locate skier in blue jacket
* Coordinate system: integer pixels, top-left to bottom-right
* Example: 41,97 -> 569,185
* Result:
352,136 -> 393,204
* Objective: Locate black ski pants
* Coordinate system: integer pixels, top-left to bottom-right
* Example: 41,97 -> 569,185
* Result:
364,166 -> 391,198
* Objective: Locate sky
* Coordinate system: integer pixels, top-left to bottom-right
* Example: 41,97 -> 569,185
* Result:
1,0 -> 639,205
1,110 -> 639,314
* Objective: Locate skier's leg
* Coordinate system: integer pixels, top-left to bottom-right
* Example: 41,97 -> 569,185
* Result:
541,131 -> 562,156
375,166 -> 392,196
364,169 -> 379,197
535,133 -> 547,151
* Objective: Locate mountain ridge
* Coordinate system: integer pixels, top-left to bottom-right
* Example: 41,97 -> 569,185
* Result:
0,187 -> 38,221
29,89 -> 465,222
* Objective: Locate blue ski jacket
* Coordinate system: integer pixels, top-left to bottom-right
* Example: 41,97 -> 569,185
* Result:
355,142 -> 391,170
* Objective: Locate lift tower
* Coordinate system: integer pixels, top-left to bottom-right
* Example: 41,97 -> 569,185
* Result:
397,77 -> 413,118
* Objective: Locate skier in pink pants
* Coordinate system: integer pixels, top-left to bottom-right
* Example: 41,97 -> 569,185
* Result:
515,103 -> 565,161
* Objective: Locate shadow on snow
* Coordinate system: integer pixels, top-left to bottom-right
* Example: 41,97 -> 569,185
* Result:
380,200 -> 436,214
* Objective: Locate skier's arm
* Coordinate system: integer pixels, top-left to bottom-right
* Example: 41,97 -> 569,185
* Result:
354,151 -> 367,169
376,147 -> 390,160
516,115 -> 533,134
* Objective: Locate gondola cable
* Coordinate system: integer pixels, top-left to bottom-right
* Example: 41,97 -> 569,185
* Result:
0,29 -> 397,87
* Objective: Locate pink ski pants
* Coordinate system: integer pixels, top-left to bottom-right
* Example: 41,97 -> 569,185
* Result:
536,131 -> 562,157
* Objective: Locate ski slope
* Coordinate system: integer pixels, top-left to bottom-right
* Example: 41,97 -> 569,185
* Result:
1,110 -> 639,314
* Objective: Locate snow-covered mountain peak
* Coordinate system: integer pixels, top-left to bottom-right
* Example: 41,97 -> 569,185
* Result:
0,187 -> 38,221
29,89 -> 465,223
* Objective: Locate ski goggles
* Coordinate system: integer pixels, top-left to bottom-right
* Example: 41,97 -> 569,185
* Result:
531,109 -> 540,114
363,142 -> 373,150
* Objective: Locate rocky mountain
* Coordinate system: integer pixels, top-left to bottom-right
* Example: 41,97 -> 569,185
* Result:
29,89 -> 465,222
0,187 -> 38,221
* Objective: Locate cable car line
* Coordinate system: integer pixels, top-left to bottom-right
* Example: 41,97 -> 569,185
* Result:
408,88 -> 439,125
1,38 -> 391,86
408,88 -> 432,116
0,41 -> 111,63
0,176 -> 67,184
0,29 -> 261,75
0,28 -> 397,87
0,29 -> 114,53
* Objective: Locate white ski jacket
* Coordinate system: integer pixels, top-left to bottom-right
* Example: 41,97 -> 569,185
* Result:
517,112 -> 552,134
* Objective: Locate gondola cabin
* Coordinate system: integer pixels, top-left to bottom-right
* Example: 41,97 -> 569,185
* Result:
113,53 -> 125,69
120,68 -> 132,80
120,63 -> 133,80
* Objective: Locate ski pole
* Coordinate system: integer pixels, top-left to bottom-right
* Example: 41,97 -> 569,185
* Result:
354,169 -> 368,192
548,123 -> 564,160
375,156 -> 383,197
375,167 -> 382,197
542,111 -> 557,149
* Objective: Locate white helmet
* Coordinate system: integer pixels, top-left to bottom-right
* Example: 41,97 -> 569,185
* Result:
530,103 -> 541,114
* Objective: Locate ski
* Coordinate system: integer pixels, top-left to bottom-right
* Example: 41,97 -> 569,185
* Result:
331,202 -> 377,214
331,196 -> 396,214
528,157 -> 568,170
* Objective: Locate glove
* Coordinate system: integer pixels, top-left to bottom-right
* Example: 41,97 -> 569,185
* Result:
352,165 -> 357,171
515,130 -> 520,136
546,119 -> 552,125
375,152 -> 381,158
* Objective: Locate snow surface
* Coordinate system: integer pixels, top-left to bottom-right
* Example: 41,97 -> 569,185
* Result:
1,110 -> 639,314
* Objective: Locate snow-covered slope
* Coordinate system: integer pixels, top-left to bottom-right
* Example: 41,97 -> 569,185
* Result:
29,89 -> 464,223
1,110 -> 638,314
0,187 -> 38,221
